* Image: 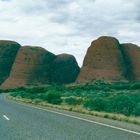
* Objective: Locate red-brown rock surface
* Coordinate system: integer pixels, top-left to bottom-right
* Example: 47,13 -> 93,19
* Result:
0,40 -> 21,84
2,37 -> 140,87
121,43 -> 140,81
50,54 -> 80,84
2,46 -> 56,87
77,36 -> 126,83
2,47 -> 80,87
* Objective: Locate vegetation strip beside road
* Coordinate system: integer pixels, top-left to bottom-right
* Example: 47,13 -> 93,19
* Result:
2,81 -> 140,125
8,95 -> 140,125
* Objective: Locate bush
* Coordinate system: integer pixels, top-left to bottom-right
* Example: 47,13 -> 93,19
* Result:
84,98 -> 107,111
130,82 -> 140,90
25,87 -> 47,93
15,86 -> 26,92
111,82 -> 130,90
133,103 -> 140,116
46,91 -> 62,105
11,91 -> 26,97
65,97 -> 82,105
9,82 -> 140,117
10,92 -> 18,97
108,96 -> 136,116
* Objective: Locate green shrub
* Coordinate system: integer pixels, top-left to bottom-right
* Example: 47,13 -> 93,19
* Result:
25,87 -> 47,93
108,96 -> 136,116
37,93 -> 48,101
45,91 -> 62,105
130,82 -> 140,90
15,86 -> 26,92
9,82 -> 140,116
84,98 -> 107,111
133,103 -> 140,116
65,97 -> 82,105
10,92 -> 18,97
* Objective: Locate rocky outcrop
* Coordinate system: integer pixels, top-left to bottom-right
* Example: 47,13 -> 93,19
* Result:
0,40 -> 21,84
77,36 -> 126,83
50,54 -> 80,84
2,47 -> 80,87
2,46 -> 56,87
1,37 -> 140,87
121,43 -> 140,81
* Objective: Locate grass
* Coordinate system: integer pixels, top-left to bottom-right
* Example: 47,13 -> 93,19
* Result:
9,81 -> 140,117
8,95 -> 140,125
2,81 -> 140,124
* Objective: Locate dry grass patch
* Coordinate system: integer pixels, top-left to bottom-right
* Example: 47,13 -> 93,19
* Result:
8,96 -> 140,125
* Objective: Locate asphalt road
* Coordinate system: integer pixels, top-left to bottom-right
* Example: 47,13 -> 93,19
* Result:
0,94 -> 140,140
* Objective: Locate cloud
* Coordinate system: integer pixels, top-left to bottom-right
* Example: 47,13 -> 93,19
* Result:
0,0 -> 139,66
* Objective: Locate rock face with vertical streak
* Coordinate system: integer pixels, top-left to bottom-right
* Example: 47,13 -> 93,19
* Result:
2,46 -> 56,87
121,43 -> 140,81
0,40 -> 21,84
50,54 -> 80,84
76,36 -> 126,83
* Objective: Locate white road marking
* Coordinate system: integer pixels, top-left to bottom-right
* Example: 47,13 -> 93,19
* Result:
3,115 -> 10,121
14,101 -> 140,136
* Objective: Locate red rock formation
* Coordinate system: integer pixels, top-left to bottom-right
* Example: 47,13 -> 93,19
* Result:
50,53 -> 80,84
121,43 -> 140,81
77,36 -> 126,83
0,40 -> 21,84
2,37 -> 140,87
2,46 -> 56,87
2,47 -> 80,87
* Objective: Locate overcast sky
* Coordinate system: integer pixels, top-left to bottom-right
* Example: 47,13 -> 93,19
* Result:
0,0 -> 140,66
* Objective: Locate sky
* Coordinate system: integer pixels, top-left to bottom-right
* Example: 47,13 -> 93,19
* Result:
0,0 -> 140,66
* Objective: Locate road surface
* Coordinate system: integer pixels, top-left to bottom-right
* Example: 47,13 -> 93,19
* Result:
0,94 -> 140,140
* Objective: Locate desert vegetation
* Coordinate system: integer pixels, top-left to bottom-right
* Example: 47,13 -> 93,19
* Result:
8,81 -> 140,117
